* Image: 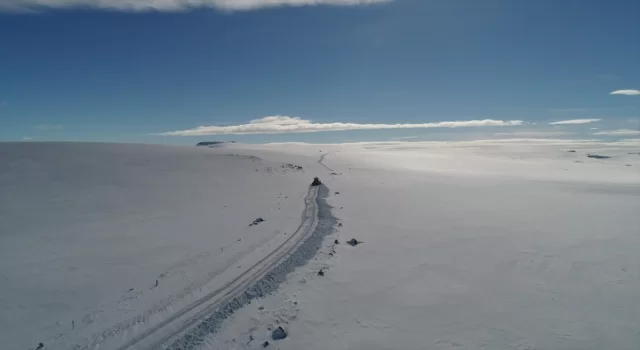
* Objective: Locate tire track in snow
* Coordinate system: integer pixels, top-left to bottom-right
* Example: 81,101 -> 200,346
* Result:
318,152 -> 339,187
100,169 -> 336,349
318,152 -> 335,173
104,186 -> 318,349
71,156 -> 336,350
166,184 -> 335,350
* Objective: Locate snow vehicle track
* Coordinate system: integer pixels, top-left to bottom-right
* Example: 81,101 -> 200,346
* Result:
101,183 -> 335,350
318,152 -> 336,173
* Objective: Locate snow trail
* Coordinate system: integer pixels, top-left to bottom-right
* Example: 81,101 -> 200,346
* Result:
102,158 -> 336,350
318,152 -> 335,173
166,184 -> 335,349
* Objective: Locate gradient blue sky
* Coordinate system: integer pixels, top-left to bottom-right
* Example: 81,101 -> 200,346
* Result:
1,0 -> 639,144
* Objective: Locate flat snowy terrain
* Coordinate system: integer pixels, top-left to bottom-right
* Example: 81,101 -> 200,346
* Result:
206,140 -> 640,350
0,143 -> 324,350
2,140 -> 639,350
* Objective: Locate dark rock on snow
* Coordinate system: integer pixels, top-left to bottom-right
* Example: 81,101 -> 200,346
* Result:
311,177 -> 322,186
587,154 -> 611,159
282,163 -> 303,171
334,239 -> 340,244
250,218 -> 265,226
272,326 -> 287,340
347,238 -> 361,247
262,341 -> 270,348
318,269 -> 325,276
567,150 -> 576,153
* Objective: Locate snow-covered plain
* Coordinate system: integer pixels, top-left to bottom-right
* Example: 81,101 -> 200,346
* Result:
203,140 -> 640,350
0,142 -> 324,350
2,139 -> 640,350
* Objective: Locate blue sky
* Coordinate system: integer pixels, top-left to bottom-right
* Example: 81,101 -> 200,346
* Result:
0,0 -> 639,144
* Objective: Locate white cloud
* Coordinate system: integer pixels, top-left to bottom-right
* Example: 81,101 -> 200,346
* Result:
592,129 -> 640,136
0,0 -> 390,12
494,130 -> 576,138
22,137 -> 33,141
548,119 -> 601,125
610,90 -> 640,96
34,124 -> 63,130
590,127 -> 600,130
159,116 -> 525,136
